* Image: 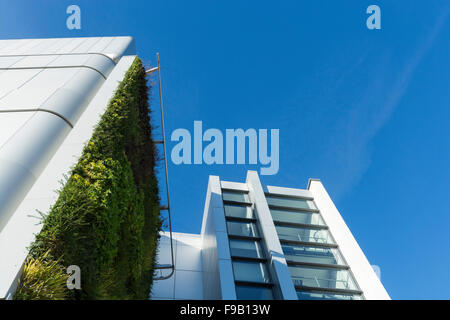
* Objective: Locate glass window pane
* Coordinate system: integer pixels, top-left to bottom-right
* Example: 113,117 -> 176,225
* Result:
275,225 -> 334,244
282,244 -> 345,265
222,191 -> 250,203
236,285 -> 274,300
224,204 -> 254,219
227,221 -> 259,237
296,290 -> 362,300
232,261 -> 271,284
270,208 -> 325,226
229,239 -> 264,259
289,265 -> 358,291
266,195 -> 317,210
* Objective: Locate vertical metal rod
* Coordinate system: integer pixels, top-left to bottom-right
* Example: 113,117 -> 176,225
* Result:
156,53 -> 175,280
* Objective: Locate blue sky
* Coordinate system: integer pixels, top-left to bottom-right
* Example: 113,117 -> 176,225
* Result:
1,1 -> 449,299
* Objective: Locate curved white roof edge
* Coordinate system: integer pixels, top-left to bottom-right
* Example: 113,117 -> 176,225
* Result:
0,36 -> 135,59
0,37 -> 135,233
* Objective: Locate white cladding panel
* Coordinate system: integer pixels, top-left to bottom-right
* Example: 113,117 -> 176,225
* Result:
151,232 -> 203,300
0,37 -> 135,233
0,68 -> 81,109
0,36 -> 134,57
308,179 -> 390,300
0,112 -> 36,147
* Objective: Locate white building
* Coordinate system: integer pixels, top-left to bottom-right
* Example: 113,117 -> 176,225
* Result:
0,37 -> 389,301
0,37 -> 136,299
151,171 -> 390,300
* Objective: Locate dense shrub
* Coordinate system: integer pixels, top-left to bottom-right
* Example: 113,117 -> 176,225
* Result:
14,251 -> 69,300
15,57 -> 161,300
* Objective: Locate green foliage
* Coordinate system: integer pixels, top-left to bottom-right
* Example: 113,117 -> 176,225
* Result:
16,57 -> 161,300
14,251 -> 69,300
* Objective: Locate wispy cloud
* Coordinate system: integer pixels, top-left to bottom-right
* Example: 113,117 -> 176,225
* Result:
325,5 -> 450,199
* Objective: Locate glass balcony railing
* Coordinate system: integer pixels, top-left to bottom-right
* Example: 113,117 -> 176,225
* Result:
282,244 -> 345,266
276,225 -> 335,244
289,265 -> 358,291
236,285 -> 274,300
270,208 -> 325,226
224,204 -> 254,219
296,290 -> 362,300
222,191 -> 250,203
227,221 -> 259,237
233,261 -> 271,284
229,239 -> 264,259
266,195 -> 317,210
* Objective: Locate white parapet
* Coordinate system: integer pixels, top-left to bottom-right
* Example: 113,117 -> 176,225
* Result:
307,179 -> 390,300
201,176 -> 237,300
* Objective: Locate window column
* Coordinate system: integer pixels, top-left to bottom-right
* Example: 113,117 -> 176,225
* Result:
245,171 -> 298,300
222,188 -> 275,300
265,192 -> 363,300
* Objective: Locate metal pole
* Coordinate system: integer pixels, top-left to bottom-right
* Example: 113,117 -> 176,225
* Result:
154,53 -> 175,280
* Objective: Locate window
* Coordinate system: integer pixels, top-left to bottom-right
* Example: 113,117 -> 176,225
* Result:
288,265 -> 358,291
282,244 -> 345,266
266,195 -> 317,210
296,290 -> 362,300
224,191 -> 274,300
222,190 -> 250,203
232,261 -> 271,284
229,239 -> 264,259
224,204 -> 254,219
270,208 -> 325,226
227,221 -> 259,237
276,225 -> 334,244
236,285 -> 274,300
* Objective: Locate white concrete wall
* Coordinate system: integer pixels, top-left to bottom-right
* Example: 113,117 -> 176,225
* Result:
151,232 -> 203,300
200,176 -> 236,299
308,179 -> 390,300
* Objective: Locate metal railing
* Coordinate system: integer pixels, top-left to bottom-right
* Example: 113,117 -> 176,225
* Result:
146,53 -> 174,281
277,231 -> 332,244
293,275 -> 354,290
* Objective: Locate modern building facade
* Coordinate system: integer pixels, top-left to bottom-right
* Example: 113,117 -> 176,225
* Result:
151,171 -> 390,300
0,37 -> 137,299
0,37 -> 389,301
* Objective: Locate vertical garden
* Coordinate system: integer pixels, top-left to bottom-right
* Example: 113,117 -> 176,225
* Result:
14,58 -> 161,300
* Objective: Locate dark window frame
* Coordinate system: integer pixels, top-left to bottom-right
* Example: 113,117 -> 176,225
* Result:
279,238 -> 339,249
264,192 -> 314,201
286,260 -> 349,270
295,285 -> 363,296
225,216 -> 257,223
235,280 -> 274,288
273,220 -> 328,230
268,204 -> 319,213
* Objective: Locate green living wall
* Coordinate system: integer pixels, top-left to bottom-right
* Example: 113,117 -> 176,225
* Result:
14,57 -> 161,300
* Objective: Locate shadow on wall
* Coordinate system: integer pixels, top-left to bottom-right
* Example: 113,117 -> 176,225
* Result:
151,232 -> 203,300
